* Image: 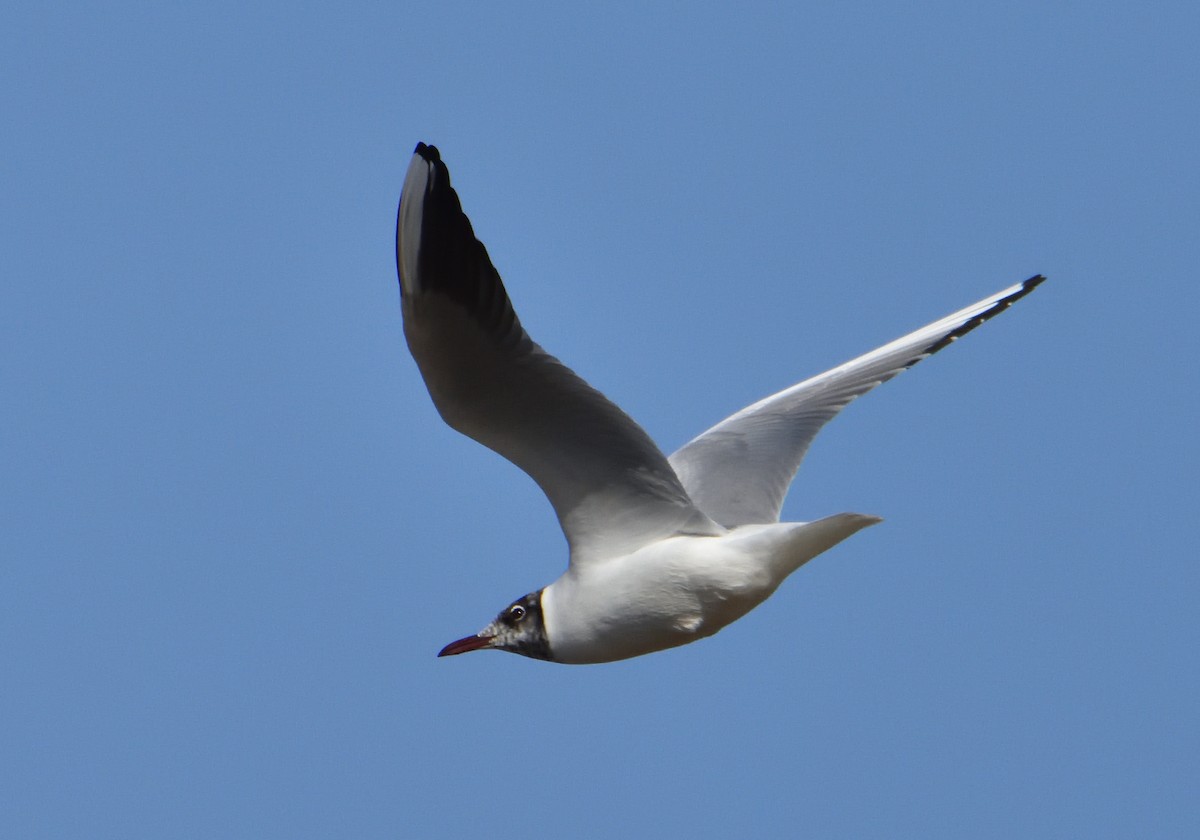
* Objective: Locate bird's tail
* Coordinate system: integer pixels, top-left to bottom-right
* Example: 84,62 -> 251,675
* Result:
773,513 -> 883,577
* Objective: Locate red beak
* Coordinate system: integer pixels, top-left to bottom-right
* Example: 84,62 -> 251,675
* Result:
437,634 -> 495,657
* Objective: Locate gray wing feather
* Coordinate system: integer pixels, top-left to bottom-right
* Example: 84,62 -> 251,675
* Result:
398,144 -> 717,563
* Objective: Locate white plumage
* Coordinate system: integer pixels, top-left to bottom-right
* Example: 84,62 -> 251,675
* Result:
397,143 -> 1043,664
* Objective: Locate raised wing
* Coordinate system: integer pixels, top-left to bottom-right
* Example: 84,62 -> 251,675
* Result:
397,144 -> 718,563
668,276 -> 1044,527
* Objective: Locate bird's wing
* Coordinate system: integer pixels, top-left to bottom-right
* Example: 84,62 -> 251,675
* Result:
668,276 -> 1044,527
397,144 -> 718,565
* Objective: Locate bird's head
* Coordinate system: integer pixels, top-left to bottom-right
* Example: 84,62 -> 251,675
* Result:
437,590 -> 551,661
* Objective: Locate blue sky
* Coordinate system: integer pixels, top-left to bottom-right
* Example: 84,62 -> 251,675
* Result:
3,2 -> 1197,837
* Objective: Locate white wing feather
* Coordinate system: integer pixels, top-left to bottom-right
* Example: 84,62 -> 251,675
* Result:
669,277 -> 1044,527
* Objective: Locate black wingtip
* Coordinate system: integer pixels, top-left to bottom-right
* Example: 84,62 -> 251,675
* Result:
414,142 -> 440,162
994,273 -> 1046,310
1021,273 -> 1047,293
397,142 -> 525,345
920,274 -> 1047,358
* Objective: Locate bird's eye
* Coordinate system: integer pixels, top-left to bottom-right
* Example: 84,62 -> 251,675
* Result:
507,604 -> 527,622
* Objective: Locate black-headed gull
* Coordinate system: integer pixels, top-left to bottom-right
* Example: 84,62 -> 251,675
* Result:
396,143 -> 1043,664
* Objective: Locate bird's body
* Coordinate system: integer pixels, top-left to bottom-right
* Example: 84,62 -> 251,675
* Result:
396,142 -> 1043,665
543,516 -> 880,664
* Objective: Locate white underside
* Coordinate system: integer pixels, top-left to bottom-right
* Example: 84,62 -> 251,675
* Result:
541,513 -> 881,664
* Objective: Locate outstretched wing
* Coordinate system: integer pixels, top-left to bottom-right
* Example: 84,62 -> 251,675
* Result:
397,144 -> 718,564
668,276 -> 1044,527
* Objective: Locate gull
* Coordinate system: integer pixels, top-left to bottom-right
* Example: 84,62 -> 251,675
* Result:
396,142 -> 1043,665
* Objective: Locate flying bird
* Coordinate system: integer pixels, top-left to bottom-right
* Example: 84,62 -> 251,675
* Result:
396,142 -> 1043,664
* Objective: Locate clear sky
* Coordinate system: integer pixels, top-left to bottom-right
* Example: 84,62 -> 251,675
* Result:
3,2 -> 1197,838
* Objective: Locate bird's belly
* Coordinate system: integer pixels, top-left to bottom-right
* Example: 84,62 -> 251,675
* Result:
542,535 -> 782,664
